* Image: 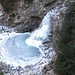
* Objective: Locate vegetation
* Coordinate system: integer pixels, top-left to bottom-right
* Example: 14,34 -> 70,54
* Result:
0,0 -> 16,13
0,72 -> 4,75
55,2 -> 75,75
0,0 -> 33,13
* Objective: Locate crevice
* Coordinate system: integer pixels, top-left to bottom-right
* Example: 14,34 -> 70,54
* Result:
44,0 -> 57,7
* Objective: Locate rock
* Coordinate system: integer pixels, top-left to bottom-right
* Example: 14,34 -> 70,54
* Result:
0,23 -> 14,33
0,0 -> 64,28
44,0 -> 57,7
15,16 -> 41,32
51,1 -> 67,49
0,4 -> 3,20
0,11 -> 3,16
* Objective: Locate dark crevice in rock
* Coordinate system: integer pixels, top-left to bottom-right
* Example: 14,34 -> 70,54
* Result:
30,16 -> 41,19
44,0 -> 57,7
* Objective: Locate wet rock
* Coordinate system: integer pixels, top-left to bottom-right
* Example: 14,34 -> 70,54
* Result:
0,23 -> 14,33
51,1 -> 67,49
0,0 -> 64,28
15,16 -> 41,32
0,4 -> 3,20
44,0 -> 57,7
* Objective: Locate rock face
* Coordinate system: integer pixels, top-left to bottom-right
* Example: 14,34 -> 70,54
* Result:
0,0 -> 65,32
15,16 -> 42,32
0,4 -> 3,20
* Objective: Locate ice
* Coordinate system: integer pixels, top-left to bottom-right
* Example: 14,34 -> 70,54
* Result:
0,6 -> 59,67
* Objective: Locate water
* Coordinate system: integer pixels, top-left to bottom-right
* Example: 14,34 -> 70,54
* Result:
26,11 -> 51,47
0,33 -> 43,66
26,7 -> 59,47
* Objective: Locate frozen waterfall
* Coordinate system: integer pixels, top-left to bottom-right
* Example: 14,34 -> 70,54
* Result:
26,7 -> 59,47
0,7 -> 59,67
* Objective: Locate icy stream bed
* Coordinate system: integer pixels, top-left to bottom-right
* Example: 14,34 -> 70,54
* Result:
0,6 -> 64,74
0,33 -> 43,66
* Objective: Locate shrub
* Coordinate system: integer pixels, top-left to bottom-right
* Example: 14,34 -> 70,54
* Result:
0,0 -> 16,13
55,45 -> 75,75
55,2 -> 75,75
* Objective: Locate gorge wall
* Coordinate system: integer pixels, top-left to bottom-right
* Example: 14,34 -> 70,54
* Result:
0,0 -> 65,33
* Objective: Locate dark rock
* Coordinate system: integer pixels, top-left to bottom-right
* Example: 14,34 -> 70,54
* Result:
15,16 -> 42,33
0,72 -> 4,75
44,0 -> 57,7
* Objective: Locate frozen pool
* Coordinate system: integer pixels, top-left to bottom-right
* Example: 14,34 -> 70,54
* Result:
0,33 -> 43,66
3,34 -> 42,58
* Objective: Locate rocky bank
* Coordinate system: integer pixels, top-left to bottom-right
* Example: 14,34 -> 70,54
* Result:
0,0 -> 65,32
